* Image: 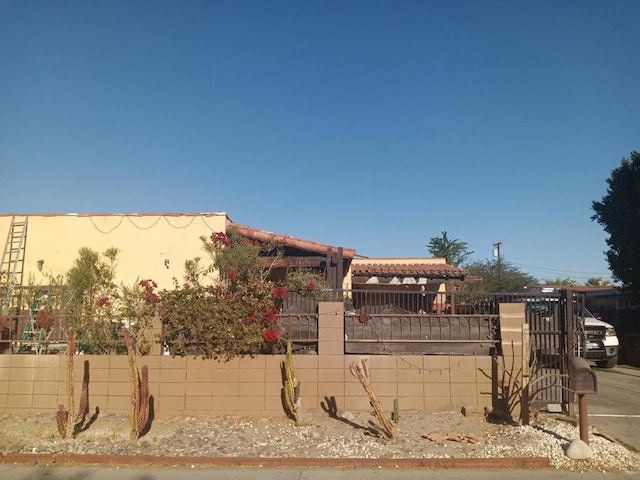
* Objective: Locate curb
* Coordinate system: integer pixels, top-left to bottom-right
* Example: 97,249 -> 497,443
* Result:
0,453 -> 550,469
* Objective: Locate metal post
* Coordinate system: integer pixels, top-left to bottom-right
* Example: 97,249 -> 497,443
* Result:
522,324 -> 530,425
578,393 -> 589,444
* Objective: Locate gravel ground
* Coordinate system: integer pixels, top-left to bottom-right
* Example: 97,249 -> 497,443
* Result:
1,410 -> 639,473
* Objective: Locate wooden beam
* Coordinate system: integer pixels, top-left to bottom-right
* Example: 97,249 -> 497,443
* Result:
264,256 -> 327,268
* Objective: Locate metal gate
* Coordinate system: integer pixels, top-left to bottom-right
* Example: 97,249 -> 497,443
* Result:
510,289 -> 583,408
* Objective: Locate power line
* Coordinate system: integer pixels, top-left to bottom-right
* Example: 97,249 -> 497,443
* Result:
510,262 -> 611,277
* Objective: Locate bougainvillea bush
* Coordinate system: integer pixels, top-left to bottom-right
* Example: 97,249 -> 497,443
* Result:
42,247 -> 159,355
37,228 -> 328,358
157,230 -> 286,360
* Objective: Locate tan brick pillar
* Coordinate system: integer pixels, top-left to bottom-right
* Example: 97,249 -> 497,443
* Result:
318,302 -> 345,355
498,303 -> 527,424
317,302 -> 345,410
152,314 -> 164,355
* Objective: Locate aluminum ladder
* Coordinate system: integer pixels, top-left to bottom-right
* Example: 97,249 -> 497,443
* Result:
1,216 -> 28,316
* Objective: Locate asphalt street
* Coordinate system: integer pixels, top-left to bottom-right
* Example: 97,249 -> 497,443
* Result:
0,465 -> 639,480
589,366 -> 640,451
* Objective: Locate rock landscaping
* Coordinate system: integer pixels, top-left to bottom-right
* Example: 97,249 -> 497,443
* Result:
1,410 -> 639,472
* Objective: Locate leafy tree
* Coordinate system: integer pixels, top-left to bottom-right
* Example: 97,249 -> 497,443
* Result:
592,151 -> 640,298
64,247 -> 122,353
427,231 -> 473,266
65,248 -> 118,320
464,258 -> 538,292
586,277 -> 610,287
544,278 -> 579,286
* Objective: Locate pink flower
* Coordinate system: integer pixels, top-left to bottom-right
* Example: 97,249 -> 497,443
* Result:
306,282 -> 316,291
227,270 -> 239,281
272,286 -> 289,299
263,329 -> 279,343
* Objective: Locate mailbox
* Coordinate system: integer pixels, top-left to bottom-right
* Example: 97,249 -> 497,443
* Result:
568,356 -> 598,394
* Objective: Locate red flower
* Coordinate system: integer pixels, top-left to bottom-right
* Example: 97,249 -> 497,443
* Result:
306,282 -> 316,291
272,286 -> 289,299
145,292 -> 160,302
139,279 -> 157,289
262,311 -> 279,323
211,232 -> 230,246
242,315 -> 256,325
96,296 -> 109,307
262,306 -> 280,324
263,329 -> 279,343
227,270 -> 239,281
139,279 -> 160,302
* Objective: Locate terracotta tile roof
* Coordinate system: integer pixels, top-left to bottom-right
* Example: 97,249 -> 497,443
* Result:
227,221 -> 356,259
526,285 -> 620,293
352,263 -> 468,278
0,212 -> 226,217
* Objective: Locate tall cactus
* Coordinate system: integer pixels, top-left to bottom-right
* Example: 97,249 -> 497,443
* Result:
56,330 -> 93,439
137,365 -> 150,433
349,358 -> 398,441
56,328 -> 76,439
65,328 -> 75,435
281,340 -> 301,423
123,327 -> 150,439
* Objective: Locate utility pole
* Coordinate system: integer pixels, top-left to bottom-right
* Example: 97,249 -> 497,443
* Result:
493,241 -> 503,289
492,241 -> 502,261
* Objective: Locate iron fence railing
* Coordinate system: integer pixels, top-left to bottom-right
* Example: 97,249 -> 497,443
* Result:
340,289 -> 500,355
1,289 -> 586,366
1,312 -> 128,354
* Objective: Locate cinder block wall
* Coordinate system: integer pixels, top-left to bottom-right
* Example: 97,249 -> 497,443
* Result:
0,302 -> 499,417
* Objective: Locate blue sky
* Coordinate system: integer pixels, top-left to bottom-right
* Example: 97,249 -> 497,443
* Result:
1,1 -> 639,284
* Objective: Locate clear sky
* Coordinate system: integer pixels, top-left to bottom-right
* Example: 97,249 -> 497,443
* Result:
1,1 -> 639,284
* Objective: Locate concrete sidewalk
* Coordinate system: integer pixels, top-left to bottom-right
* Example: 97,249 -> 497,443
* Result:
1,465 -> 638,480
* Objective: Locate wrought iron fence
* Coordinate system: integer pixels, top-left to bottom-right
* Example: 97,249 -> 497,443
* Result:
2,312 -> 128,354
341,289 -> 500,355
279,290 -> 320,353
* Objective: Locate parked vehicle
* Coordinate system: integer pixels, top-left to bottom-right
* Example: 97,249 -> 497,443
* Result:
523,294 -> 619,368
584,314 -> 619,368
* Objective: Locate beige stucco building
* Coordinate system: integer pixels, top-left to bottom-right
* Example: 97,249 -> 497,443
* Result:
0,212 -> 466,305
0,213 -> 536,422
0,213 -> 228,293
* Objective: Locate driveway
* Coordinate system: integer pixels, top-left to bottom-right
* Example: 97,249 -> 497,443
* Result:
589,365 -> 640,451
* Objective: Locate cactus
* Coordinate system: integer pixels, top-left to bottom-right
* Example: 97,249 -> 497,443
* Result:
137,365 -> 150,433
55,328 -> 76,439
56,328 -> 97,439
56,404 -> 68,439
392,398 -> 401,424
65,328 -> 75,432
349,358 -> 397,441
75,378 -> 89,423
123,327 -> 150,439
280,340 -> 301,423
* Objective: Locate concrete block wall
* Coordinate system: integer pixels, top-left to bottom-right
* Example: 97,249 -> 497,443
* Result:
0,302 -> 500,417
